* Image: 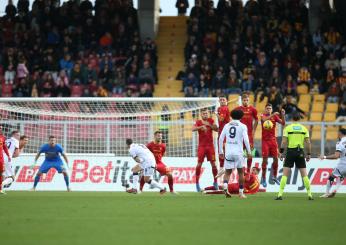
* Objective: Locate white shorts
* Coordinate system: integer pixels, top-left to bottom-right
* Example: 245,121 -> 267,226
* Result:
4,160 -> 14,177
140,159 -> 156,177
224,155 -> 244,170
332,165 -> 346,178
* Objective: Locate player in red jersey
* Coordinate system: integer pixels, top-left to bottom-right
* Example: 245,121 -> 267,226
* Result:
260,104 -> 285,187
216,96 -> 230,171
0,125 -> 11,194
203,164 -> 261,195
139,131 -> 177,194
234,93 -> 258,172
192,108 -> 218,192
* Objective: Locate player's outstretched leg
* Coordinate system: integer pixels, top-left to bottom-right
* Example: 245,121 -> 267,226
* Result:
261,158 -> 268,187
320,175 -> 334,198
62,171 -> 70,192
195,163 -> 202,192
139,176 -> 145,192
32,172 -> 42,191
210,161 -> 218,190
271,157 -> 280,185
166,173 -> 178,194
145,177 -> 166,194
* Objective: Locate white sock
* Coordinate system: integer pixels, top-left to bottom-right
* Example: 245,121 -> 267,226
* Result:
332,177 -> 343,193
223,182 -> 228,191
326,180 -> 332,194
239,188 -> 244,194
132,174 -> 139,190
2,177 -> 14,187
149,179 -> 164,190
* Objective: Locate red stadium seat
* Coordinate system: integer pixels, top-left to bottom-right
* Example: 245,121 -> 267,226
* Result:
71,85 -> 84,97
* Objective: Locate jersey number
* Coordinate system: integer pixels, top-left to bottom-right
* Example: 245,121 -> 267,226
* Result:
6,142 -> 11,148
229,127 -> 236,139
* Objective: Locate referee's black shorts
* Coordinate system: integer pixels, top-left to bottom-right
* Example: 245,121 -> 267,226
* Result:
284,148 -> 306,169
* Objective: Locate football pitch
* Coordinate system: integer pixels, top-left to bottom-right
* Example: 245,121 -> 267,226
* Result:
0,192 -> 344,245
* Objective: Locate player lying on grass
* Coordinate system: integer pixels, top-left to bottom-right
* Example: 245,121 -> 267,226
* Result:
126,138 -> 166,194
139,131 -> 177,194
203,164 -> 261,195
219,109 -> 252,199
2,132 -> 29,191
319,128 -> 346,198
31,136 -> 70,191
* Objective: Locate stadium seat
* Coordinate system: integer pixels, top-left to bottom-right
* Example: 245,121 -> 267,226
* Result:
249,94 -> 255,104
325,103 -> 338,113
297,102 -> 310,114
228,94 -> 239,104
299,94 -> 311,104
310,112 -> 322,121
311,102 -> 324,113
254,125 -> 262,140
311,129 -> 322,140
313,94 -> 325,103
326,126 -> 338,140
324,112 -> 336,122
297,84 -> 309,94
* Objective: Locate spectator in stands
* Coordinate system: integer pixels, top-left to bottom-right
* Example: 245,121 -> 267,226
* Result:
183,73 -> 198,96
326,82 -> 340,103
297,67 -> 311,89
241,73 -> 254,92
325,53 -> 340,71
324,26 -> 341,51
13,78 -> 30,97
138,61 -> 155,85
340,53 -> 346,72
55,79 -> 71,97
211,69 -> 227,95
226,69 -> 241,95
336,102 -> 346,122
16,57 -> 29,80
4,64 -> 15,84
198,74 -> 209,97
176,0 -> 189,16
59,54 -> 74,76
267,86 -> 283,112
281,96 -> 306,121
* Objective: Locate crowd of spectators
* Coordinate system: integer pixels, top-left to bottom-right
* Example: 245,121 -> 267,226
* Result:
0,0 -> 157,98
182,0 -> 346,111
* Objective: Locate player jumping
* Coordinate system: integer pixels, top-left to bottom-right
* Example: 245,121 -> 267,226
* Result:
139,131 -> 177,194
260,104 -> 285,187
192,108 -> 219,192
219,109 -> 252,199
126,138 -> 166,194
31,136 -> 70,191
234,93 -> 258,172
0,125 -> 11,194
319,128 -> 346,198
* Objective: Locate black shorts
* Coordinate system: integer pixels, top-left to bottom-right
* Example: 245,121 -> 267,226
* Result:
284,149 -> 306,169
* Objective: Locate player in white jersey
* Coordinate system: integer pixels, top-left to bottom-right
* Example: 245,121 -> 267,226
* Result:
125,138 -> 166,194
1,131 -> 20,190
319,128 -> 346,198
218,110 -> 252,199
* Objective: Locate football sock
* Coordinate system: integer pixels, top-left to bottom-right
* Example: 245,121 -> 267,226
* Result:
139,176 -> 145,191
132,173 -> 139,190
239,184 -> 244,194
195,165 -> 202,184
278,175 -> 287,197
64,175 -> 70,188
326,179 -> 332,194
261,165 -> 267,180
247,158 -> 252,172
272,159 -> 278,178
334,177 -> 342,193
168,175 -> 174,192
303,176 -> 312,197
223,180 -> 228,190
33,175 -> 40,188
148,179 -> 164,190
2,177 -> 14,187
211,164 -> 218,182
219,157 -> 224,168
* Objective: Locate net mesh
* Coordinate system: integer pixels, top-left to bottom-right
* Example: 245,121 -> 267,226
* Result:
0,98 -> 233,157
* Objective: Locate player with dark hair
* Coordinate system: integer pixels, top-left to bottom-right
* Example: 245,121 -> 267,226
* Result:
319,128 -> 346,198
192,108 -> 218,192
234,93 -> 258,172
140,131 -> 177,194
31,136 -> 70,191
260,104 -> 285,187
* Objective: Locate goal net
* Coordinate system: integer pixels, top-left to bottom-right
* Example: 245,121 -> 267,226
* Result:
0,97 -> 238,157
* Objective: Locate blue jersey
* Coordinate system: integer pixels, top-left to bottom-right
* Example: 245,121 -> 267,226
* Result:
39,144 -> 64,162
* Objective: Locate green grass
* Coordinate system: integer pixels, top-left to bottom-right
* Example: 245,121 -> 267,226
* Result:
0,192 -> 345,245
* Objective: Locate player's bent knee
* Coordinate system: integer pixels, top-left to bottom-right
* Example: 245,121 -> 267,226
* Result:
329,175 -> 335,182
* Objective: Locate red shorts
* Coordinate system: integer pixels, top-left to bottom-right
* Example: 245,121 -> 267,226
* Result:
262,139 -> 278,157
197,146 -> 215,163
156,162 -> 170,175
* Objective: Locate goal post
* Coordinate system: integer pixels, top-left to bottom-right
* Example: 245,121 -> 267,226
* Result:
0,97 -> 238,157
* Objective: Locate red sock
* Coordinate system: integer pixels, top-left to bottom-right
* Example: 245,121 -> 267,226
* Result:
139,176 -> 145,191
247,158 -> 252,172
211,164 -> 218,182
272,159 -> 278,178
168,175 -> 174,192
0,165 -> 2,191
195,165 -> 202,184
262,162 -> 267,180
219,157 -> 224,168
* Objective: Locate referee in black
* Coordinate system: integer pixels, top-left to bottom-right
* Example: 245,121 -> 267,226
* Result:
276,113 -> 313,200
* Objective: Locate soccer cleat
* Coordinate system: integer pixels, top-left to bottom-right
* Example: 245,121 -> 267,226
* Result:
261,178 -> 267,188
272,177 -> 280,185
215,167 -> 225,178
308,195 -> 314,200
319,193 -> 329,198
224,189 -> 232,198
239,193 -> 247,199
0,190 -> 7,195
327,192 -> 336,198
196,183 -> 201,192
29,188 -> 36,192
160,188 -> 167,195
275,196 -> 283,200
126,188 -> 138,194
170,191 -> 179,195
67,187 -> 72,192
213,182 -> 219,190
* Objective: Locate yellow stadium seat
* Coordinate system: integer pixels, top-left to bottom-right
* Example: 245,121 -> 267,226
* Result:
310,112 -> 322,121
324,112 -> 336,122
311,129 -> 322,140
249,94 -> 255,104
297,84 -> 309,94
297,102 -> 310,114
313,94 -> 325,103
326,126 -> 338,140
228,94 -> 239,104
325,103 -> 338,113
299,94 -> 312,104
311,102 -> 324,113
255,126 -> 262,140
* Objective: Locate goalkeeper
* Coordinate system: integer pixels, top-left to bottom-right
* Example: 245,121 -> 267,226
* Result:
31,136 -> 70,191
